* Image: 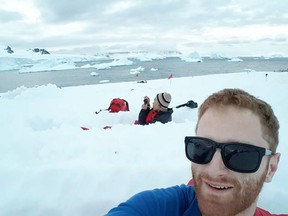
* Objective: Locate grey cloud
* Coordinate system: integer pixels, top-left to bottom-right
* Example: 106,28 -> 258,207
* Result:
0,9 -> 23,23
2,0 -> 288,55
30,0 -> 288,31
32,0 -> 203,38
217,39 -> 252,45
31,0 -> 209,30
33,0 -> 121,23
28,0 -> 288,25
195,0 -> 288,26
258,37 -> 287,43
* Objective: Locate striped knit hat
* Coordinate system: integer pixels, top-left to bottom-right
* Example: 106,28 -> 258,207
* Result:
156,92 -> 171,108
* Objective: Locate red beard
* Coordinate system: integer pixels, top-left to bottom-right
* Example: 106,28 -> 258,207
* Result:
192,168 -> 266,216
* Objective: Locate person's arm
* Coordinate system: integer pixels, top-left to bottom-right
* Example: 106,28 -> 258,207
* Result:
106,185 -> 200,216
138,109 -> 150,125
138,96 -> 151,125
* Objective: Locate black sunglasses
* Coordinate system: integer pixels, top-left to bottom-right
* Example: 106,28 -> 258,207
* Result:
185,136 -> 273,173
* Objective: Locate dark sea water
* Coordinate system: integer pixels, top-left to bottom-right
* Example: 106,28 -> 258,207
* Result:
0,57 -> 287,93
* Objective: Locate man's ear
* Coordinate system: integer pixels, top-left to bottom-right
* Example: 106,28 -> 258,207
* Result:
265,153 -> 281,183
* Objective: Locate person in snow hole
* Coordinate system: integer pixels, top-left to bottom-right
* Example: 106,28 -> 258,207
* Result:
137,92 -> 173,125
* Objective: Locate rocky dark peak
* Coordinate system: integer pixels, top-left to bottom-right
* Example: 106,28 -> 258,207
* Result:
5,46 -> 14,54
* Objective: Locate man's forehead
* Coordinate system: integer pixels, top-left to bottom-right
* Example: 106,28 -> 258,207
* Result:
200,105 -> 254,118
196,105 -> 265,147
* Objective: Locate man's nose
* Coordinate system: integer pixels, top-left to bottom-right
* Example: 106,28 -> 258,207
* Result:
206,150 -> 229,176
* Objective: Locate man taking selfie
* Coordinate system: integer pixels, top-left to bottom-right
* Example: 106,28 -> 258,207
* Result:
107,88 -> 284,216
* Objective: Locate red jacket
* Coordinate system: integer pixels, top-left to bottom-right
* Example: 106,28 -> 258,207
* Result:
255,207 -> 287,216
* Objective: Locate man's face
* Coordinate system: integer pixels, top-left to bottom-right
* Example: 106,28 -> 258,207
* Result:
152,97 -> 160,110
192,105 -> 272,216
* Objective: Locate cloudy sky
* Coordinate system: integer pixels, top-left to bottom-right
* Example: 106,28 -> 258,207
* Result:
1,0 -> 288,56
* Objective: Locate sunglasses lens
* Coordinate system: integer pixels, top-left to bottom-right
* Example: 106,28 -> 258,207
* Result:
186,138 -> 215,164
223,144 -> 261,172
